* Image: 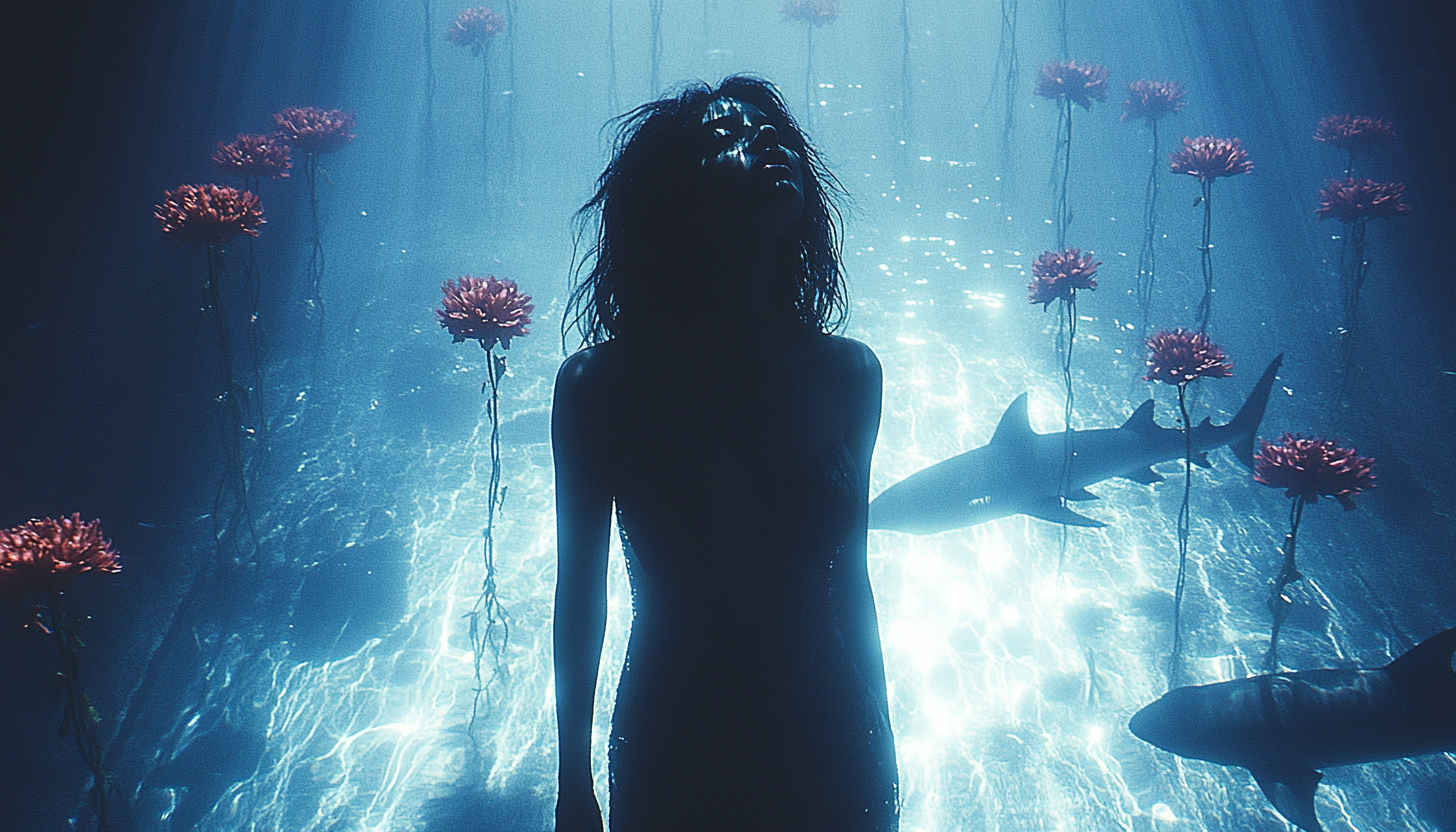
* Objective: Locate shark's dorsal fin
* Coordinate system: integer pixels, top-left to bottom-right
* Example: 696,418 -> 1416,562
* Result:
1251,765 -> 1324,832
1385,627 -> 1456,694
1026,498 -> 1107,527
1064,487 -> 1098,502
1121,399 -> 1158,435
991,393 -> 1035,448
1191,451 -> 1211,469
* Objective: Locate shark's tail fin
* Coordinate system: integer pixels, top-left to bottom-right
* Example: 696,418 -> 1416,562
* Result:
1228,354 -> 1284,470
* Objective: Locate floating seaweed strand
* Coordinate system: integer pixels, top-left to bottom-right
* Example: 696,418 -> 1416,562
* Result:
990,0 -> 1018,203
436,275 -> 534,729
1254,434 -> 1376,670
1144,329 -> 1232,687
1123,80 -> 1186,337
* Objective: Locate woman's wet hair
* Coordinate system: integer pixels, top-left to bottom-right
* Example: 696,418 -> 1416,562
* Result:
567,75 -> 847,346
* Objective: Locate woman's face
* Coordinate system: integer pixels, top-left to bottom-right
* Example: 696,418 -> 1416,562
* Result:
695,97 -> 806,234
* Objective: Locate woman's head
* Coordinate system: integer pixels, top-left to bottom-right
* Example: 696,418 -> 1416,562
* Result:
569,75 -> 846,346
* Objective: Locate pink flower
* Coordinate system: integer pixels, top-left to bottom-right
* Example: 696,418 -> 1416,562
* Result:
1316,178 -> 1411,223
1254,434 -> 1376,509
1170,136 -> 1253,182
272,107 -> 356,155
0,514 -> 121,600
437,275 -> 534,351
1313,115 -> 1395,153
155,184 -> 265,245
1034,61 -> 1110,110
1122,79 -> 1186,124
780,0 -> 840,26
1143,329 -> 1233,385
211,134 -> 292,179
447,7 -> 507,55
1028,249 -> 1100,308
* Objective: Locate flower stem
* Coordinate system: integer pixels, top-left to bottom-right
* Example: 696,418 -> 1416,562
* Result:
49,593 -> 125,831
1136,119 -> 1161,337
1266,495 -> 1306,671
1168,381 -> 1192,687
469,343 -> 511,732
1196,178 -> 1213,333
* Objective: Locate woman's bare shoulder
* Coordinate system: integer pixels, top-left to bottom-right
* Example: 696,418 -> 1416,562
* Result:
818,334 -> 882,380
556,340 -> 624,390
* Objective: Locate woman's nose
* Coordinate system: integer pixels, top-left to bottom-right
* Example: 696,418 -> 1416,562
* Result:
748,122 -> 778,151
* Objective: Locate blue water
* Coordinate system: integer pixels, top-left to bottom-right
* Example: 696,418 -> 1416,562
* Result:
4,2 -> 1454,830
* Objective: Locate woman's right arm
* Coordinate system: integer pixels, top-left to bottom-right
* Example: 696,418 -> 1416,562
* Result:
552,350 -> 613,832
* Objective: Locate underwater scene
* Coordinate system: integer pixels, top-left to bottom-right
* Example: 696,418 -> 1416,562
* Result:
3,1 -> 1455,830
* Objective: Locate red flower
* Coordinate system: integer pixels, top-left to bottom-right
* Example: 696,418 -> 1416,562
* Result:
1034,60 -> 1110,110
1254,434 -> 1376,509
1313,115 -> 1395,153
272,107 -> 356,155
437,275 -> 533,351
780,0 -> 841,26
1169,136 -> 1253,183
1143,329 -> 1233,385
1122,79 -> 1186,123
211,134 -> 292,180
155,184 -> 265,245
1028,249 -> 1100,308
0,514 -> 121,601
447,7 -> 507,55
1316,178 -> 1411,223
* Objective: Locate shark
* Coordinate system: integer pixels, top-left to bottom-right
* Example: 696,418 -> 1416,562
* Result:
1129,627 -> 1456,832
867,354 -> 1283,533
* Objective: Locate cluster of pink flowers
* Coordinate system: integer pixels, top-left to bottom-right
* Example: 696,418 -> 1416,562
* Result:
155,184 -> 265,245
1313,115 -> 1395,153
779,0 -> 841,26
437,275 -> 534,351
1034,60 -> 1110,110
1254,434 -> 1376,509
272,107 -> 356,155
447,7 -> 507,54
211,133 -> 292,179
1169,136 -> 1253,182
1315,178 -> 1411,223
0,514 -> 121,601
1143,329 -> 1233,385
1028,249 -> 1101,308
1122,79 -> 1186,124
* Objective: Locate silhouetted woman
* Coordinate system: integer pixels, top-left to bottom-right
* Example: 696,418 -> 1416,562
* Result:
553,76 -> 898,832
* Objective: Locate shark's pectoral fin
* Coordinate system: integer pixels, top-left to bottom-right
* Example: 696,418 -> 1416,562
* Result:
1122,467 -> 1164,485
1064,487 -> 1098,502
1026,499 -> 1107,528
1250,765 -> 1324,832
1191,450 -> 1211,469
